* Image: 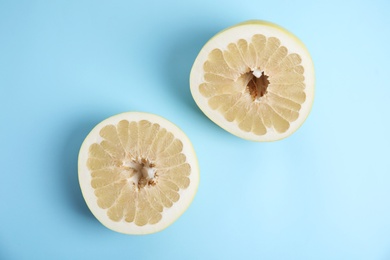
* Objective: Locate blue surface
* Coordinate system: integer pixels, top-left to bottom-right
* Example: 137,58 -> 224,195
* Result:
1,1 -> 390,259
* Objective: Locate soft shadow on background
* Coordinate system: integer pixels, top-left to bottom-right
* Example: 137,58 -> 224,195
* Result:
163,25 -> 218,114
59,115 -> 102,220
162,23 -> 239,140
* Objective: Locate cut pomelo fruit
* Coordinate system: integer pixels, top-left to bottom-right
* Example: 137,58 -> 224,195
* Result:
78,112 -> 199,235
190,20 -> 315,141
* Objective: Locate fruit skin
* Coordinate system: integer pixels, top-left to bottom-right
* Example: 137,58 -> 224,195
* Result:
190,20 -> 315,142
78,111 -> 200,235
219,20 -> 313,52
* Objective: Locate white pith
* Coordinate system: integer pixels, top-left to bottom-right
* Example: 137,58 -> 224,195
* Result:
252,69 -> 263,78
122,159 -> 156,185
78,112 -> 199,235
190,21 -> 315,142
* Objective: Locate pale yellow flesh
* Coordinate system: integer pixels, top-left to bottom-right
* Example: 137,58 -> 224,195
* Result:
199,34 -> 306,136
87,119 -> 191,226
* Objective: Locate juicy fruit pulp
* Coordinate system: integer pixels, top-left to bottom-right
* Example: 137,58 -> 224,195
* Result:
78,112 -> 199,234
190,20 -> 315,141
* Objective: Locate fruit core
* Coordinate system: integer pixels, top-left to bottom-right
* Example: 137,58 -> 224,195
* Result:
122,156 -> 158,190
246,69 -> 270,100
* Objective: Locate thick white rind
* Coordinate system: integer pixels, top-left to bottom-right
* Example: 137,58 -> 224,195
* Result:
190,21 -> 315,142
78,112 -> 199,235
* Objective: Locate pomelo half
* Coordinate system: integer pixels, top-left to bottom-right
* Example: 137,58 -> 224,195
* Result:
78,112 -> 199,235
190,20 -> 315,141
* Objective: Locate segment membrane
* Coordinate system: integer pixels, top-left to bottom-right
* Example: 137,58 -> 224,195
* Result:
200,34 -> 306,135
87,120 -> 191,225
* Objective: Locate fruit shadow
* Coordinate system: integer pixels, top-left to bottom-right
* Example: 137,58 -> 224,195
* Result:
162,25 -> 220,122
60,115 -> 100,221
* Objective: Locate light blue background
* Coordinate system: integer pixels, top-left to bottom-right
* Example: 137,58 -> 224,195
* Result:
1,1 -> 390,259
